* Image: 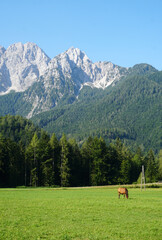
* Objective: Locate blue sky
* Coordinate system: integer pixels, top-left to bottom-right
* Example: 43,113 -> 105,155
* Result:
1,0 -> 162,70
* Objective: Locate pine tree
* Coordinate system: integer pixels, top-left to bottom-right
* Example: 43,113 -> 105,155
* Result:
105,145 -> 119,184
145,149 -> 157,182
157,150 -> 162,180
42,159 -> 54,186
37,131 -> 50,186
131,147 -> 144,183
81,136 -> 109,186
8,139 -> 24,187
68,138 -> 83,186
26,132 -> 39,186
60,134 -> 70,187
112,139 -> 132,184
49,133 -> 61,186
0,134 -> 10,187
81,136 -> 94,186
0,134 -> 24,187
90,137 -> 108,186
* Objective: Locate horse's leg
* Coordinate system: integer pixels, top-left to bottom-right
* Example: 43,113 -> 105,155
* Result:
118,193 -> 120,199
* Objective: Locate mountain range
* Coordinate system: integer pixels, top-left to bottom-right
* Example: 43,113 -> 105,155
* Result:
0,42 -> 161,152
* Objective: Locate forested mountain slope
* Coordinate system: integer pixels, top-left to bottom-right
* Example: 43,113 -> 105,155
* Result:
32,71 -> 162,153
0,42 -> 161,153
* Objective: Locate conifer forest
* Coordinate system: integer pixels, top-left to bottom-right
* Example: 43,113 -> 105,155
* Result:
0,115 -> 161,188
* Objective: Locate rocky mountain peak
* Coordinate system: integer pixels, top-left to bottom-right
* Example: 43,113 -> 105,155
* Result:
66,46 -> 89,59
0,42 -> 157,101
0,42 -> 158,119
6,42 -> 24,53
66,47 -> 92,67
5,42 -> 50,65
0,43 -> 129,95
0,42 -> 51,94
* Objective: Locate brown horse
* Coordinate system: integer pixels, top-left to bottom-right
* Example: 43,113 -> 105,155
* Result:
118,187 -> 128,199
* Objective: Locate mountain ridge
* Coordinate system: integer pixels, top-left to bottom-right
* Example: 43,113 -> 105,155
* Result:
0,42 -> 158,118
0,42 -> 50,94
0,42 -> 161,152
1,42 -> 157,96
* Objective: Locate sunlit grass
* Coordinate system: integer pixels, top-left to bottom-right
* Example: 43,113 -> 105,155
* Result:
0,187 -> 161,239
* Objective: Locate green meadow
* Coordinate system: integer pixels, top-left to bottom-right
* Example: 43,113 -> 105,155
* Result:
0,187 -> 161,240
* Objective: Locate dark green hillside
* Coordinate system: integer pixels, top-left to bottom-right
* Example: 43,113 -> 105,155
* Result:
0,91 -> 32,116
128,63 -> 157,76
32,72 -> 162,153
0,63 -> 158,119
0,115 -> 41,146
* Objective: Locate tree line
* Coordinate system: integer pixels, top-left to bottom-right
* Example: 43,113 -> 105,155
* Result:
0,129 -> 161,187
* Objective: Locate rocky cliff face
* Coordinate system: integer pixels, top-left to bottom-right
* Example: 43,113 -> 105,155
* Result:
0,43 -> 128,95
0,46 -> 6,57
0,42 -> 157,118
0,42 -> 50,94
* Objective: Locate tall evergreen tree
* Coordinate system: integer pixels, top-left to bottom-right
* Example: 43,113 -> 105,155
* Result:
81,136 -> 110,186
131,147 -> 144,183
157,150 -> 162,180
90,137 -> 108,186
25,132 -> 39,186
111,138 -> 124,183
106,144 -> 121,184
81,136 -> 95,186
0,134 -> 24,187
0,134 -> 10,187
145,149 -> 157,182
119,146 -> 132,184
8,139 -> 24,187
111,139 -> 132,184
68,138 -> 83,186
60,134 -> 70,187
37,130 -> 50,186
49,133 -> 61,186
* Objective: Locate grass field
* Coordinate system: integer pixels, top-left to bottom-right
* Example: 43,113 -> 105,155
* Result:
0,187 -> 162,240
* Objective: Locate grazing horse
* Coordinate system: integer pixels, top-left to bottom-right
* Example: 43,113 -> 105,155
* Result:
118,187 -> 128,199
